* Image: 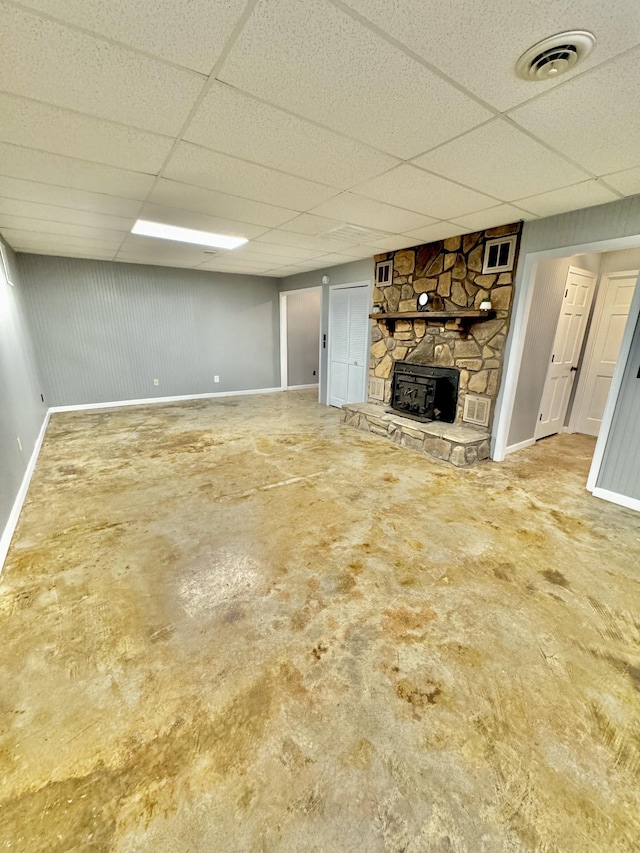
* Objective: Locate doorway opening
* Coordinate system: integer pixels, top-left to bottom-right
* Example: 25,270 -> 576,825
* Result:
494,240 -> 640,511
279,287 -> 322,398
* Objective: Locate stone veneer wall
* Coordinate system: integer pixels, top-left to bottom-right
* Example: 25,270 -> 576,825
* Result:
370,222 -> 522,425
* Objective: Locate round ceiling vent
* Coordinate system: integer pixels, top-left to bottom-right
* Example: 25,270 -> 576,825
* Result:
515,31 -> 596,81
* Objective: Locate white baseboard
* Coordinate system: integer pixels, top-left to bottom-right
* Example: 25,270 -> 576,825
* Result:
1,386 -> 284,571
0,411 -> 50,574
504,437 -> 536,456
285,383 -> 319,391
592,487 -> 640,513
49,386 -> 282,413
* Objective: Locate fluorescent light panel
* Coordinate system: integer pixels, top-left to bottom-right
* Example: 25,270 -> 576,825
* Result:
131,219 -> 248,250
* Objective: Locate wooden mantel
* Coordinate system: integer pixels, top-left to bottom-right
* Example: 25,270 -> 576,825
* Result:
370,309 -> 496,335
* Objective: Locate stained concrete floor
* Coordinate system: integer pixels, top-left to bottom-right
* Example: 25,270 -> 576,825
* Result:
1,390 -> 640,852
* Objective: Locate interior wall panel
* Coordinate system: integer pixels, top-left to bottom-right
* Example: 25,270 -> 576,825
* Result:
18,254 -> 281,406
0,239 -> 46,537
597,312 -> 640,499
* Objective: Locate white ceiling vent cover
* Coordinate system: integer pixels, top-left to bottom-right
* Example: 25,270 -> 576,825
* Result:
515,31 -> 596,81
463,394 -> 490,427
327,224 -> 393,242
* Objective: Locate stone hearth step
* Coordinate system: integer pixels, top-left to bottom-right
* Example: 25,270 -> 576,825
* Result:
341,402 -> 490,467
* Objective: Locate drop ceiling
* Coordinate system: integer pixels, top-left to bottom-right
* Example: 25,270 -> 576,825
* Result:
0,0 -> 639,277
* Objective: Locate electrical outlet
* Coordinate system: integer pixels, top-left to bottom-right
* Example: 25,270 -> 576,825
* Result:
214,375 -> 220,383
16,437 -> 22,452
153,378 -> 159,386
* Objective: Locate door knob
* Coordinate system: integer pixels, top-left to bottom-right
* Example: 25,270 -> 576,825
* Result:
570,365 -> 578,372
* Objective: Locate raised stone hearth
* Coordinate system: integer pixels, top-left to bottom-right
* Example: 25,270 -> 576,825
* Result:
341,402 -> 490,467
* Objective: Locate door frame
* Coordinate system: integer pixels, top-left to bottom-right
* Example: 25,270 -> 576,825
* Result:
279,286 -> 323,398
587,270 -> 640,497
534,264 -> 597,440
493,233 -> 640,464
327,280 -> 372,408
567,268 -> 639,434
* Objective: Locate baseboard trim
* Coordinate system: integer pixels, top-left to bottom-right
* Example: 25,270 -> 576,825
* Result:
0,411 -> 50,574
504,437 -> 536,456
592,487 -> 640,513
285,384 -> 319,391
1,386 -> 284,571
49,386 -> 283,413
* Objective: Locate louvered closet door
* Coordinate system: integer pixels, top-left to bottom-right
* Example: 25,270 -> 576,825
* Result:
328,284 -> 369,408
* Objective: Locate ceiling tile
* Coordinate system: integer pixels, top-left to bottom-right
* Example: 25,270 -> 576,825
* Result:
184,82 -> 400,187
16,246 -> 116,261
0,197 -> 134,231
2,228 -> 120,254
0,175 -> 142,218
602,168 -> 640,197
331,245 -> 376,259
232,242 -> 323,260
280,213 -> 344,237
114,255 -> 205,269
309,192 -> 437,233
147,180 -> 297,229
268,265 -> 302,277
515,181 -> 620,218
362,236 -> 420,252
196,257 -> 276,274
0,215 -> 126,243
254,230 -> 360,253
403,222 -> 471,243
509,50 -> 640,175
352,166 -> 496,220
217,0 -> 491,159
139,203 -> 268,241
1,5 -> 205,135
450,204 -> 534,232
313,253 -> 365,265
0,227 -> 123,248
205,248 -> 277,262
17,0 -> 248,74
0,142 -> 156,200
164,142 -> 337,211
413,119 -> 590,201
0,93 -> 172,172
226,250 -> 317,266
116,233 -> 214,264
341,0 -> 640,111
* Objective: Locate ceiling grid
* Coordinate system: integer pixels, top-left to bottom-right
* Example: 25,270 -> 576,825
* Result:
0,0 -> 637,275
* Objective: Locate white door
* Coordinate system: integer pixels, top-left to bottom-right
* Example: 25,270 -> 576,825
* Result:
328,283 -> 370,408
535,266 -> 596,439
573,270 -> 638,436
594,307 -> 640,506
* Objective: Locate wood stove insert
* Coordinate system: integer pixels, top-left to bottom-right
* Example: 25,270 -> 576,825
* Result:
390,362 -> 459,424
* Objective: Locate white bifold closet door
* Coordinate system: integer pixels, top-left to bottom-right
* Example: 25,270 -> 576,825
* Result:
328,283 -> 369,408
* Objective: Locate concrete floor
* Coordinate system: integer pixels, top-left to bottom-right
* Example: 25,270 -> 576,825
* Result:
1,390 -> 639,852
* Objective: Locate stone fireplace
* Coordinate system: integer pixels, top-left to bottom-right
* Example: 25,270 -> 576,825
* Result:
369,222 -> 522,428
340,222 -> 522,467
